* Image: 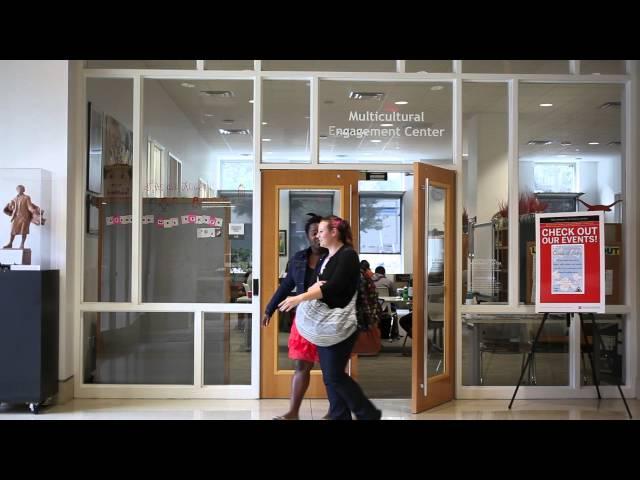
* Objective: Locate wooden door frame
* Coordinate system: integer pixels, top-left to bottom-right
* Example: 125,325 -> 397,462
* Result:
411,163 -> 456,413
260,170 -> 360,398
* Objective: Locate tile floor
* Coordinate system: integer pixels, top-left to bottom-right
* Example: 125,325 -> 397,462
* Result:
1,397 -> 637,420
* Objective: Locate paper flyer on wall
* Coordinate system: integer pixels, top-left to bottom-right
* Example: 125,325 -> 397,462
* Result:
551,244 -> 584,294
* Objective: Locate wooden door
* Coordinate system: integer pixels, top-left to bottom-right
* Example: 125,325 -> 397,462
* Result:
411,163 -> 456,413
261,170 -> 360,398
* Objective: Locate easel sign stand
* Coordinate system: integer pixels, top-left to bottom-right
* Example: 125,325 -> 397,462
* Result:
508,211 -> 631,419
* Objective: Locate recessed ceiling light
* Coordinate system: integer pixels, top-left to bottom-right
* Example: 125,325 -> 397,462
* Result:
262,138 -> 271,142
560,141 -> 572,146
181,82 -> 195,88
539,103 -> 553,107
262,122 -> 268,125
223,119 -> 234,124
203,113 -> 215,117
370,139 -> 382,143
218,128 -> 250,135
200,90 -> 234,97
588,142 -> 600,145
394,101 -> 408,105
304,116 -> 310,119
380,123 -> 393,127
462,153 -> 469,157
249,100 -> 254,103
430,85 -> 444,91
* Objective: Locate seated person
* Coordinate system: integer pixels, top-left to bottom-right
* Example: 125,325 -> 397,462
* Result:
372,266 -> 394,295
360,260 -> 374,279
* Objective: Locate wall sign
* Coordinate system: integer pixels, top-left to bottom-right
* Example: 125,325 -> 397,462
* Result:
535,211 -> 604,313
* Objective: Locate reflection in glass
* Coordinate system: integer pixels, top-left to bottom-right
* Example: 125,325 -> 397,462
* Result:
262,60 -> 396,72
86,60 -> 196,69
427,186 -> 446,378
83,312 -> 194,384
204,313 -> 251,385
319,80 -> 453,164
463,60 -> 569,74
580,60 -> 626,75
461,314 -> 569,386
262,80 -> 310,163
276,189 -> 339,371
406,60 -> 452,73
462,82 -> 508,304
85,78 -> 133,302
579,314 -> 625,386
141,79 -> 253,303
519,83 -> 623,304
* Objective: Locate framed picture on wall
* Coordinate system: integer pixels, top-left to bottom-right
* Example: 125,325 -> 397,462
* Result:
87,103 -> 104,194
279,230 -> 287,256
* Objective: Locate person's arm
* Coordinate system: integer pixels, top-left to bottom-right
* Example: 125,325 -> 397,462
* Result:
277,281 -> 325,312
319,249 -> 359,301
262,268 -> 296,325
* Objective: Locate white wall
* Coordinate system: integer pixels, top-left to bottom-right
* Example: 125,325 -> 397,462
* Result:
0,60 -> 72,380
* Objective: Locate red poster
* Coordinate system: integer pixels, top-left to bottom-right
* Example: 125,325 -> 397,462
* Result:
535,212 -> 604,313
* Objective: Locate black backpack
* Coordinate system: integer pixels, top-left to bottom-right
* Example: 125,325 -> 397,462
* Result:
356,271 -> 381,331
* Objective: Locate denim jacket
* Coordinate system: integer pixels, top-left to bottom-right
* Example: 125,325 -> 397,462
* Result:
264,247 -> 320,318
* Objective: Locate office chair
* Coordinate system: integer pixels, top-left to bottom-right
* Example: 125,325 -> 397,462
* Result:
377,286 -> 399,341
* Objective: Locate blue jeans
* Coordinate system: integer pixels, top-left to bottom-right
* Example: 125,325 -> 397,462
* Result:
317,331 -> 381,420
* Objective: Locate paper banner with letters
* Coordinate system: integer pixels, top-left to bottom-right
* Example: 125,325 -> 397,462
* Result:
197,227 -> 222,238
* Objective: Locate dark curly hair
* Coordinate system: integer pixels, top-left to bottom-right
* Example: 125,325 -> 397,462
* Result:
304,212 -> 323,235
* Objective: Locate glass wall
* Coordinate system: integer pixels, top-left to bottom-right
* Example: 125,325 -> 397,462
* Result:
518,83 -> 624,305
261,80 -> 310,163
463,60 -> 570,74
204,313 -> 251,385
319,80 -> 453,164
262,60 -> 397,72
462,314 -> 569,386
84,78 -> 134,302
462,82 -> 509,304
141,79 -> 254,303
83,312 -> 194,384
579,314 -> 626,386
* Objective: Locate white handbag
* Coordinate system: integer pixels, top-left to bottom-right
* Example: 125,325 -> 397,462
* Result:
295,292 -> 358,347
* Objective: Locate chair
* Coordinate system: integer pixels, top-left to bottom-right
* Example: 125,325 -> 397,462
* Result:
400,312 -> 443,373
478,324 -> 534,385
377,286 -> 399,341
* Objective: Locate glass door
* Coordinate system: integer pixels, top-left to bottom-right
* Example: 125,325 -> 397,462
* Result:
261,170 -> 360,398
412,163 -> 456,413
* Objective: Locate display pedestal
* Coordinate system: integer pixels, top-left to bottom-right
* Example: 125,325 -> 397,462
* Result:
0,270 -> 59,414
0,248 -> 31,265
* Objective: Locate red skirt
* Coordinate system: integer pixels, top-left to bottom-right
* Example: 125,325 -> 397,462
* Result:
288,312 -> 319,363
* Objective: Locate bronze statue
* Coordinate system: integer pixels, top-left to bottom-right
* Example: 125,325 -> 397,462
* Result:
2,185 -> 45,249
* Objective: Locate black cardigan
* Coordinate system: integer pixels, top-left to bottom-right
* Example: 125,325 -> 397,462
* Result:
318,245 -> 360,309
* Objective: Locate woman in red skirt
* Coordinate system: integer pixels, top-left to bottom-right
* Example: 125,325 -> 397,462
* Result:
262,213 -> 327,420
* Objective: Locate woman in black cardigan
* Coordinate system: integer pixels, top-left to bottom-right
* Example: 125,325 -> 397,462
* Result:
278,215 -> 381,420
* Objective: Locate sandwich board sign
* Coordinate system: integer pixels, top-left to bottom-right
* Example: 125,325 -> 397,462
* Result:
535,211 -> 604,313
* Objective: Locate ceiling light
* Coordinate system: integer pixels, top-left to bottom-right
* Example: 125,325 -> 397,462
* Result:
380,123 -> 393,127
370,139 -> 382,143
349,91 -> 385,101
539,103 -> 553,107
200,90 -> 234,97
249,100 -> 254,103
599,101 -> 621,110
203,113 -> 215,117
588,142 -> 600,145
218,128 -> 250,135
181,82 -> 195,88
262,138 -> 271,142
223,119 -> 234,124
394,101 -> 408,105
262,122 -> 268,125
430,85 -> 444,91
527,140 -> 553,146
560,141 -> 572,146
462,153 -> 469,157
556,154 -> 568,157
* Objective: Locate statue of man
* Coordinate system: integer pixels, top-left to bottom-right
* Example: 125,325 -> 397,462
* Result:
3,185 -> 45,249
